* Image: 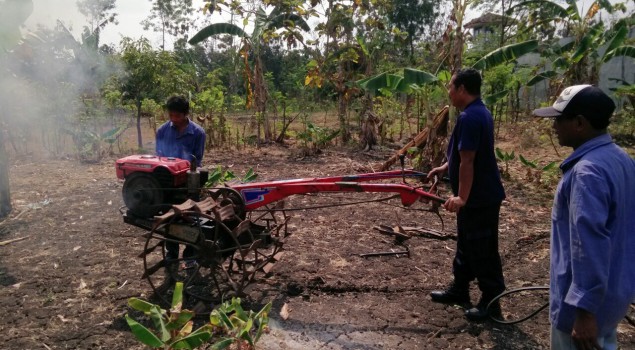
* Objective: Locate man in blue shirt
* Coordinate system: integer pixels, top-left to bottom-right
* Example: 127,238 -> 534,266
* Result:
428,68 -> 506,321
533,85 -> 635,350
156,95 -> 206,265
156,95 -> 205,167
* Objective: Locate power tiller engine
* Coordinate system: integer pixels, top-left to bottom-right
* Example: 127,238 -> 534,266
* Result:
116,155 -> 286,308
116,155 -> 210,218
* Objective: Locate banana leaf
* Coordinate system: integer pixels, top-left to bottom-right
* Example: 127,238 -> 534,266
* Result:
170,329 -> 213,349
125,315 -> 164,348
603,46 -> 635,63
358,72 -> 387,91
189,23 -> 248,45
527,70 -> 558,86
553,40 -> 575,55
267,13 -> 310,32
507,0 -> 573,19
602,24 -> 629,61
403,68 -> 437,86
484,90 -> 509,106
570,22 -> 603,63
387,74 -> 404,91
472,40 -> 538,70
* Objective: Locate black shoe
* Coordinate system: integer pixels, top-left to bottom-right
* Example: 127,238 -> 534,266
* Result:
430,282 -> 470,306
465,300 -> 502,321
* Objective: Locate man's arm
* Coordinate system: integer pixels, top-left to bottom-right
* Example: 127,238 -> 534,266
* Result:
444,150 -> 475,212
427,162 -> 448,180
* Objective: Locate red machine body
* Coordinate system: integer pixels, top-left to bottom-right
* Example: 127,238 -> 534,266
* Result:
116,155 -> 190,186
116,155 -> 445,218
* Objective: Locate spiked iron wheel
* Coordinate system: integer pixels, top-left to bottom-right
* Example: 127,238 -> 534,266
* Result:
139,197 -> 289,313
141,217 -> 229,312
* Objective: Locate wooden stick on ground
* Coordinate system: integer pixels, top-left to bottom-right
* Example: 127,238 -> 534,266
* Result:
0,236 -> 30,246
380,106 -> 449,171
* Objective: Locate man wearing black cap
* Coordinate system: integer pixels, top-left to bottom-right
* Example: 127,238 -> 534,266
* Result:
533,85 -> 635,350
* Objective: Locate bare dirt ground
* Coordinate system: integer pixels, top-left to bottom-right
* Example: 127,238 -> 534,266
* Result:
1,126 -> 634,349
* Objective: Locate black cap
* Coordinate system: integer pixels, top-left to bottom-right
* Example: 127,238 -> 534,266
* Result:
533,85 -> 615,127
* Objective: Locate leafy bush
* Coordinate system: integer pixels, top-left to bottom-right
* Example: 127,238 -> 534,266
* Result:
495,148 -> 515,179
126,282 -> 272,350
205,167 -> 258,187
297,122 -> 340,154
519,154 -> 557,185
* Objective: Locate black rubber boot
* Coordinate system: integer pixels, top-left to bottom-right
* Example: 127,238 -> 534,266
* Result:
465,299 -> 503,321
430,281 -> 470,307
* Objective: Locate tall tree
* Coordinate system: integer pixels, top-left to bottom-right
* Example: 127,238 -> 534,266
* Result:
386,0 -> 439,62
142,0 -> 194,50
76,0 -> 117,50
119,38 -> 190,149
0,0 -> 34,218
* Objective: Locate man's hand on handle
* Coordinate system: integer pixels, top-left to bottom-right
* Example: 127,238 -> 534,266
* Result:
426,162 -> 448,181
443,196 -> 466,213
427,162 -> 466,213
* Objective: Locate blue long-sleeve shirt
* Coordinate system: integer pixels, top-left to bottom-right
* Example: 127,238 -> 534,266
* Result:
550,133 -> 635,336
156,120 -> 205,166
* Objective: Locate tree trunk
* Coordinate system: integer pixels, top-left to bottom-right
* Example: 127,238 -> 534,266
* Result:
136,98 -> 143,149
338,90 -> 350,143
254,57 -> 270,142
0,129 -> 11,218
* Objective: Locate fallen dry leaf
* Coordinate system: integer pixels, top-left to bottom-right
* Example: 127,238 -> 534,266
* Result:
280,303 -> 290,320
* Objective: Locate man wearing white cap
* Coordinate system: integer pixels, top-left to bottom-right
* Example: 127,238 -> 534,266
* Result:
533,85 -> 635,350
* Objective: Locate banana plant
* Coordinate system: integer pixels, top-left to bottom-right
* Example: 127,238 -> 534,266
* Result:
510,0 -> 635,87
126,282 -> 213,349
209,297 -> 272,349
205,166 -> 258,187
126,283 -> 271,350
189,6 -> 310,143
495,147 -> 516,179
519,154 -> 557,183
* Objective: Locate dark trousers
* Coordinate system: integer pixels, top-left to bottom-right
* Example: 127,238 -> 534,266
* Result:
453,202 -> 505,302
165,242 -> 195,261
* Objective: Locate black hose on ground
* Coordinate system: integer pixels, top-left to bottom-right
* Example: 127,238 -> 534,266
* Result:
486,286 -> 550,325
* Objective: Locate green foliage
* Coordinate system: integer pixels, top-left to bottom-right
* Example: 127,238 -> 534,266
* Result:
209,298 -> 272,348
205,167 -> 258,187
142,0 -> 194,49
519,154 -> 557,184
512,0 -> 634,86
64,124 -> 128,162
472,40 -> 539,70
297,122 -> 340,154
358,68 -> 438,95
127,283 -> 271,350
495,148 -> 516,178
126,282 -> 213,349
189,23 -> 248,45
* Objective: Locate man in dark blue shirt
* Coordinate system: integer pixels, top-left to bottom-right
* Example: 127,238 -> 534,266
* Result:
156,95 -> 206,265
428,68 -> 506,321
